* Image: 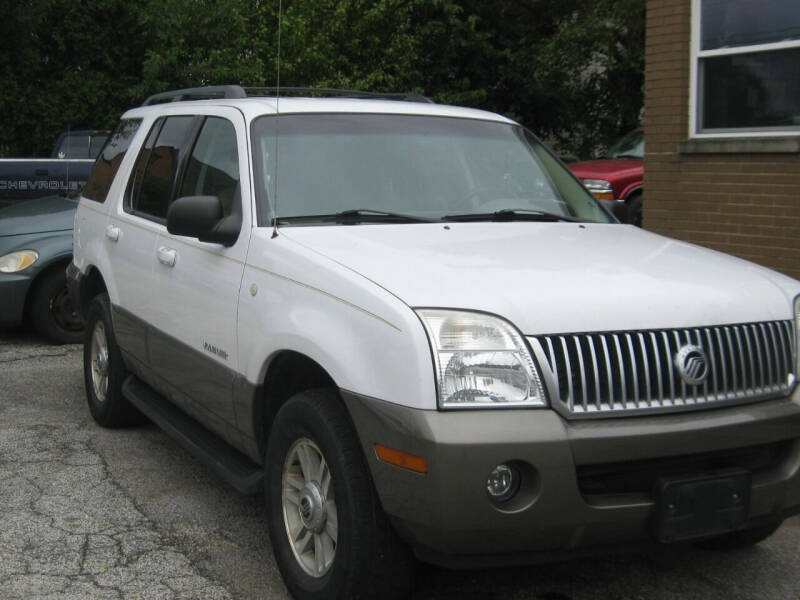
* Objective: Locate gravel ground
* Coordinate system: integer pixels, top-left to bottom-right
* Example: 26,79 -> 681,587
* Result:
1,327 -> 798,599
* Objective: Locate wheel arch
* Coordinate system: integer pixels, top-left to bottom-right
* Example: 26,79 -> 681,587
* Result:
622,185 -> 643,202
254,349 -> 340,460
23,254 -> 73,318
77,265 -> 109,320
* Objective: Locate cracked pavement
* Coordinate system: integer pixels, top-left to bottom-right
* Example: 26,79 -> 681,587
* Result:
0,331 -> 284,600
1,329 -> 799,599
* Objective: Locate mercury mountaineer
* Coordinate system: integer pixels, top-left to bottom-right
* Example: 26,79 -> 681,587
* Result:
68,86 -> 800,600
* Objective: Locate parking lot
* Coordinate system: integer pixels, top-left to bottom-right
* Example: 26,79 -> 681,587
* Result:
1,329 -> 799,600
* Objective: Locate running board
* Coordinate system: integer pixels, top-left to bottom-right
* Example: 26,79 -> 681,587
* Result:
122,375 -> 264,495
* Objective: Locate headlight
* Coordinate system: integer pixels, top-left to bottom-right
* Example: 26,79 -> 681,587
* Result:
581,179 -> 615,200
0,250 -> 39,273
416,309 -> 546,409
794,295 -> 799,376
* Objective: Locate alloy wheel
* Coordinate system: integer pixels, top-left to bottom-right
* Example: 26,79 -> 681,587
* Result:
281,437 -> 338,577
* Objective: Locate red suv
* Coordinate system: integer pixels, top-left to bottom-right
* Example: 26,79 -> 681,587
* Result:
569,129 -> 643,226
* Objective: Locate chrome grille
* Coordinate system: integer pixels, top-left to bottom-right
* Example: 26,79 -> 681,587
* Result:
530,321 -> 796,418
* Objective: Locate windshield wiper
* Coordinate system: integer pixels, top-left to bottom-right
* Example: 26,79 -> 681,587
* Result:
612,154 -> 642,160
442,208 -> 580,223
276,208 -> 435,225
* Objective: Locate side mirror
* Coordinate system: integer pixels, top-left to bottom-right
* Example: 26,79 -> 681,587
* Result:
599,198 -> 629,223
167,195 -> 240,246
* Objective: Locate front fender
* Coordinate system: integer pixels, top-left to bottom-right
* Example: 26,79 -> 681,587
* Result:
2,230 -> 74,281
238,234 -> 437,412
620,183 -> 642,200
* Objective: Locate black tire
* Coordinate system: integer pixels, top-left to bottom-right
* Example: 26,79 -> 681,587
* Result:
266,389 -> 413,600
627,191 -> 643,227
83,293 -> 145,428
29,267 -> 84,344
695,521 -> 782,550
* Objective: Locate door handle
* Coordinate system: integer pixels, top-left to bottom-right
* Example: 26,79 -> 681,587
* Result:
156,246 -> 177,267
105,225 -> 120,242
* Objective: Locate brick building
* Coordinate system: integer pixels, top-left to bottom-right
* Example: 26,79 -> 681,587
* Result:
644,0 -> 800,280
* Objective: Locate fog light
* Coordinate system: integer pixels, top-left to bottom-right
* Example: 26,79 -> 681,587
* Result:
486,464 -> 519,502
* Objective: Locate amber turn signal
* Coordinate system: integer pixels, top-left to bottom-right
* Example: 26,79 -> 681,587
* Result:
374,444 -> 428,474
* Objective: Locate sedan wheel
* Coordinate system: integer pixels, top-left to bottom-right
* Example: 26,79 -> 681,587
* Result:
30,268 -> 84,344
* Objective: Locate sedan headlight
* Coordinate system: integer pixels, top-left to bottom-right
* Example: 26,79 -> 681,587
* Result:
0,250 -> 39,273
581,179 -> 615,200
416,309 -> 546,409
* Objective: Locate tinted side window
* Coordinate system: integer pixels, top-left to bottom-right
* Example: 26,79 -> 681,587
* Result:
126,119 -> 162,212
179,117 -> 240,217
130,116 -> 194,220
83,119 -> 142,203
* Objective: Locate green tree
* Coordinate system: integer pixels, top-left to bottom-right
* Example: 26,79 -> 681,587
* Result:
137,0 -> 265,93
417,0 -> 645,157
0,0 -> 147,156
0,0 -> 644,159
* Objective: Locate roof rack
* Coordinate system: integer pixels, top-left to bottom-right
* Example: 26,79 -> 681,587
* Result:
142,86 -> 247,106
141,85 -> 432,106
244,87 -> 434,103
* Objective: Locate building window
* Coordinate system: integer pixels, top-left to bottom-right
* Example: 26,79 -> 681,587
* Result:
691,0 -> 800,137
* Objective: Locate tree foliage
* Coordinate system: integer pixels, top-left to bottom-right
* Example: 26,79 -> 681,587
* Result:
0,0 -> 643,159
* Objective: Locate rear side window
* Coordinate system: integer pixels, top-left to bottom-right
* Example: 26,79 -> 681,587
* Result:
179,117 -> 240,217
127,116 -> 194,221
83,119 -> 141,203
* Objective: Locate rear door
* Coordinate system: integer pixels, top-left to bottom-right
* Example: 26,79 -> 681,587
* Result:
105,114 -> 197,375
148,108 -> 250,436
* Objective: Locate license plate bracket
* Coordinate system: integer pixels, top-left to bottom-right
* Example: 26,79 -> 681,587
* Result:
653,468 -> 751,543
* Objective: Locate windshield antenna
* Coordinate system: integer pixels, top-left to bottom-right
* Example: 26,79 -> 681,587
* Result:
271,0 -> 282,239
64,124 -> 70,197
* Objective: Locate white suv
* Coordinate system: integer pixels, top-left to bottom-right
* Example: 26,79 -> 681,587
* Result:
69,86 -> 800,599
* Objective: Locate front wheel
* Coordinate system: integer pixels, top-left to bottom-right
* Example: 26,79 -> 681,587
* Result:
626,191 -> 643,227
30,268 -> 84,344
266,389 -> 413,599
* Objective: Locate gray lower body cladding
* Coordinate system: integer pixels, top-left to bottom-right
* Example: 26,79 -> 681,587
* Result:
342,389 -> 800,566
110,303 -> 262,463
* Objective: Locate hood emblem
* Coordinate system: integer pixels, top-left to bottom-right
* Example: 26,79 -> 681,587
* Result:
674,344 -> 709,385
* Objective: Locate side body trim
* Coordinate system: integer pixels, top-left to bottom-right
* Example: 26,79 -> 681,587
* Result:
110,303 -> 259,459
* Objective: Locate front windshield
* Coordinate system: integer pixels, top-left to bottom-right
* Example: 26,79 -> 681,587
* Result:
251,114 -> 612,225
607,129 -> 644,159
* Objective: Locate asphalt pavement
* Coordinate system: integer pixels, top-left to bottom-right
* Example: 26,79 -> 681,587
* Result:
1,328 -> 798,599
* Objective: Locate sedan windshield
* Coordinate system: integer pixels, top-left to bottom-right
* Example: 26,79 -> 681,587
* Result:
251,114 -> 612,226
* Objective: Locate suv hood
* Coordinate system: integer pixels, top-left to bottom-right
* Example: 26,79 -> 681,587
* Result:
283,223 -> 799,335
0,195 -> 76,237
569,159 -> 642,180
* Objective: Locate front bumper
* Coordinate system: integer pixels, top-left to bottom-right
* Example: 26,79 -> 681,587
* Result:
342,389 -> 800,567
0,273 -> 33,327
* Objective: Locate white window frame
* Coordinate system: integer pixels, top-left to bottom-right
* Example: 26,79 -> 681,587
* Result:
689,0 -> 800,139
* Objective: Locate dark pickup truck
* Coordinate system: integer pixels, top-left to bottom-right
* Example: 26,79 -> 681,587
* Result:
0,130 -> 108,208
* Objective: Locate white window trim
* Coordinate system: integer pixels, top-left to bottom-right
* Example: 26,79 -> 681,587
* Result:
689,0 -> 800,139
